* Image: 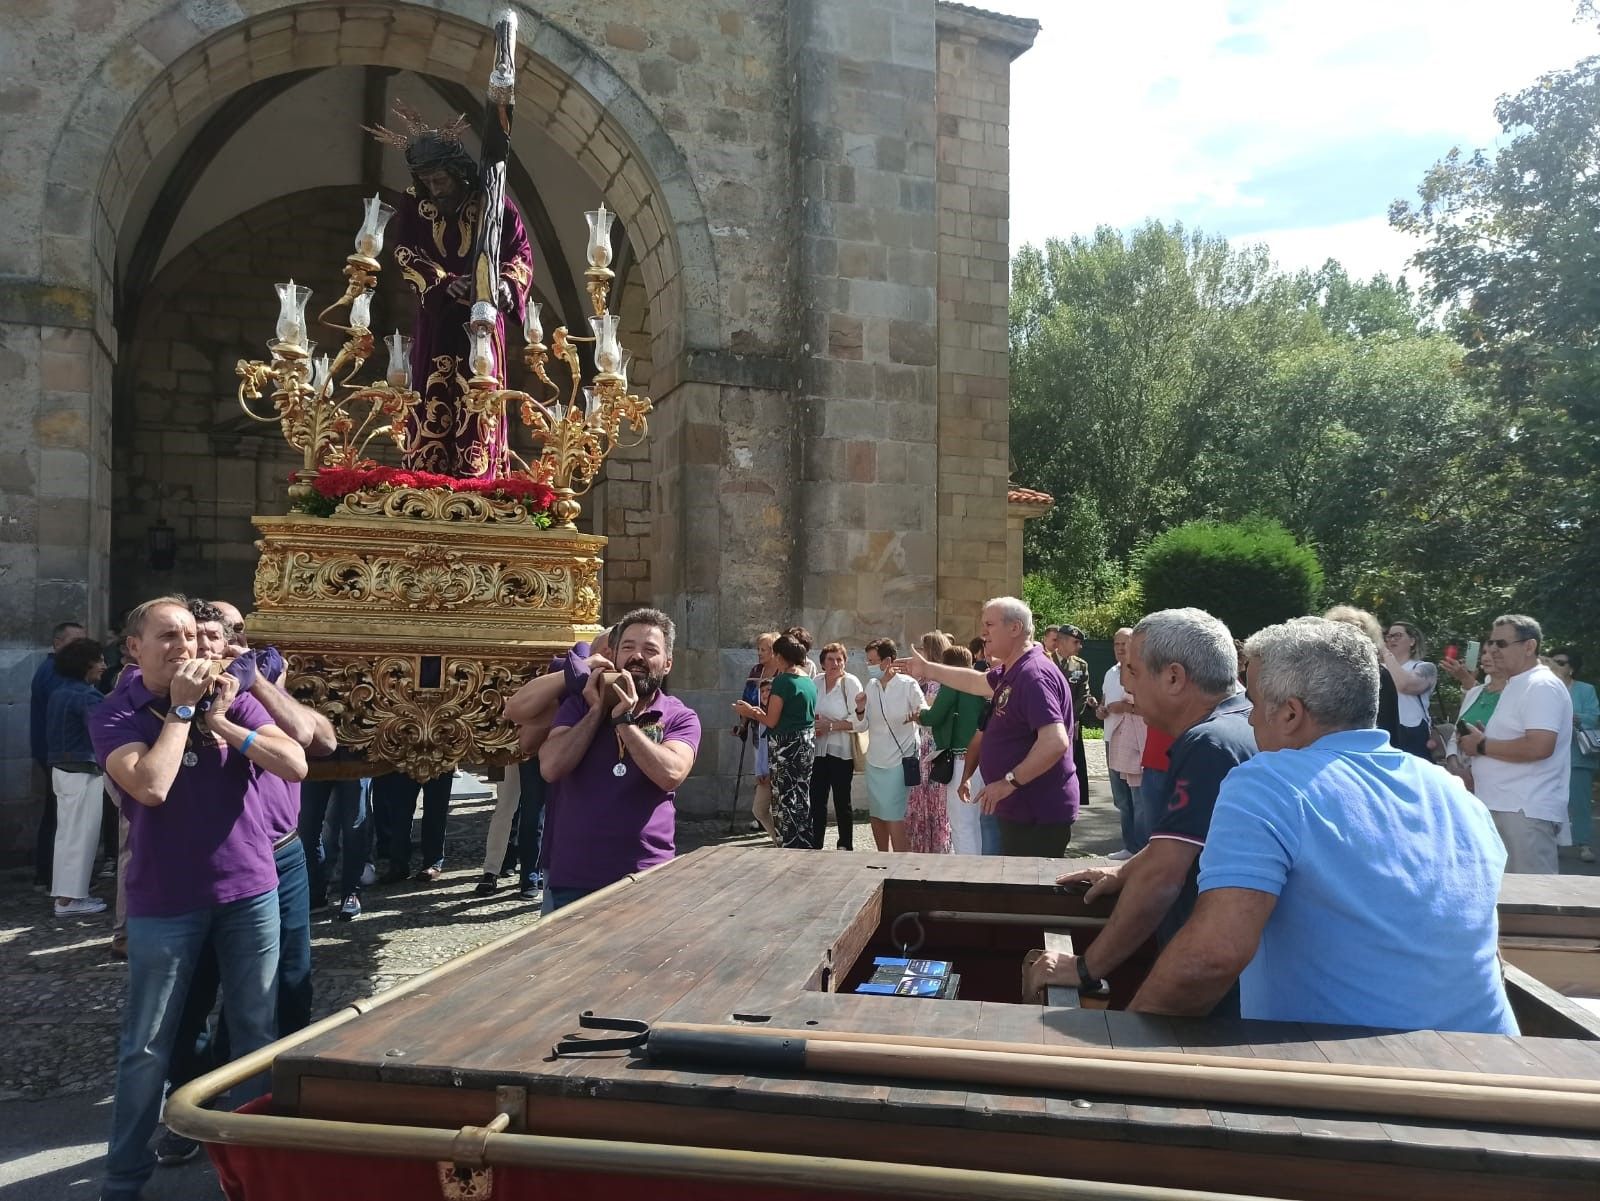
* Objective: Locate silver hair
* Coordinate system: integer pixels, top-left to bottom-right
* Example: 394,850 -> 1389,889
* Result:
1244,617 -> 1378,731
1133,608 -> 1238,694
1492,613 -> 1542,648
616,607 -> 676,657
983,596 -> 1034,640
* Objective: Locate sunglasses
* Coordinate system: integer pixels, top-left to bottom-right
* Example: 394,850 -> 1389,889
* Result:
1485,637 -> 1529,649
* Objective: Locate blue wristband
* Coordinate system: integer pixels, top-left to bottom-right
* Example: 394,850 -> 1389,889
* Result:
240,730 -> 259,756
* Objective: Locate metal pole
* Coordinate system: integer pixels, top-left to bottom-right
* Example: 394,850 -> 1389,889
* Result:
727,724 -> 750,834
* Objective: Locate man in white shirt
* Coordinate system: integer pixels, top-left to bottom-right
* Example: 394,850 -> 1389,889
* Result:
1458,614 -> 1572,874
1097,626 -> 1142,859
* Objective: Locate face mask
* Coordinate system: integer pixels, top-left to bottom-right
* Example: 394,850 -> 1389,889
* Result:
867,665 -> 884,682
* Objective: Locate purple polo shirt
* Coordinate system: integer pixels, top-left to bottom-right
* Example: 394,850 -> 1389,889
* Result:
979,644 -> 1078,824
253,655 -> 300,842
89,667 -> 279,917
545,689 -> 701,890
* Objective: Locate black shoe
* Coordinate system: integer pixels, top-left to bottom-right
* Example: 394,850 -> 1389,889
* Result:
473,872 -> 498,896
154,1124 -> 200,1165
308,893 -> 331,913
378,864 -> 410,885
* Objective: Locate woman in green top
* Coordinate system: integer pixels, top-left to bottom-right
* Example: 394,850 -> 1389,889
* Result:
733,633 -> 818,848
1552,649 -> 1599,862
916,645 -> 987,855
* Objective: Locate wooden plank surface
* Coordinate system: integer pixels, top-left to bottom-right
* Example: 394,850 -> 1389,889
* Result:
276,845 -> 1600,1179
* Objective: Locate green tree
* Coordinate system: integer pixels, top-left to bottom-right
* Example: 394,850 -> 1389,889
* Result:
1390,44 -> 1600,638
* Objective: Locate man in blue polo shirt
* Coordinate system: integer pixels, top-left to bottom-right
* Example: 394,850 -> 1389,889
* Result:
1131,617 -> 1516,1034
1025,608 -> 1254,1009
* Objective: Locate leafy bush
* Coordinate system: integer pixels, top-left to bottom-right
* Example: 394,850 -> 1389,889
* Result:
1022,572 -> 1072,629
1137,518 -> 1323,639
1069,581 -> 1145,640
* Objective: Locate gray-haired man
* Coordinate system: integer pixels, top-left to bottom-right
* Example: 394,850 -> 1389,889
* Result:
1131,617 -> 1515,1033
1457,614 -> 1571,874
1025,608 -> 1255,1010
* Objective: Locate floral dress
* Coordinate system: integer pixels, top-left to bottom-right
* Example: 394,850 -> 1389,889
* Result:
905,680 -> 951,853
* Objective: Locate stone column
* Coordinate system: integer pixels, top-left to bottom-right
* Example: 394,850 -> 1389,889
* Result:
789,0 -> 941,652
933,6 -> 1037,635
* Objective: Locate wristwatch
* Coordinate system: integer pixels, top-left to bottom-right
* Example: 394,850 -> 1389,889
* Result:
614,710 -> 637,726
172,704 -> 196,722
1004,770 -> 1020,787
1076,954 -> 1112,998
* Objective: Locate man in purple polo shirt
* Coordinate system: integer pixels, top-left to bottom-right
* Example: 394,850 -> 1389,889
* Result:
904,597 -> 1076,856
90,596 -> 308,1201
539,609 -> 700,911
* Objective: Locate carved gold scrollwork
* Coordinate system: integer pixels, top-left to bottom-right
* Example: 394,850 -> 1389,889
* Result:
271,548 -> 576,613
338,488 -> 540,524
286,652 -> 528,780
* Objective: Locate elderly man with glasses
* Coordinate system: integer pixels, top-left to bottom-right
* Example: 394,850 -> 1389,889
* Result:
1457,614 -> 1573,874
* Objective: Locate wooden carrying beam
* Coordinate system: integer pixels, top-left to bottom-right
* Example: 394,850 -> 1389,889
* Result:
648,1023 -> 1600,1134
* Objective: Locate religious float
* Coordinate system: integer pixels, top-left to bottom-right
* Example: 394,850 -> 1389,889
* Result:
233,11 -> 645,783
167,844 -> 1600,1200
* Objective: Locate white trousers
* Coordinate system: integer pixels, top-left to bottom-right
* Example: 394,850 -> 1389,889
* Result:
944,754 -> 982,855
482,769 -> 522,874
50,768 -> 103,900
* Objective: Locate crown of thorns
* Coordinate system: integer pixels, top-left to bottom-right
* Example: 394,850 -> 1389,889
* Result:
362,99 -> 470,152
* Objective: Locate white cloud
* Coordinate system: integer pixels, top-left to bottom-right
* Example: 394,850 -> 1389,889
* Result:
982,0 -> 1595,276
1234,215 -> 1423,281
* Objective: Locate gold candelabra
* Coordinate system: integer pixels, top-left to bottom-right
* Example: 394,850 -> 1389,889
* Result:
235,193 -> 652,527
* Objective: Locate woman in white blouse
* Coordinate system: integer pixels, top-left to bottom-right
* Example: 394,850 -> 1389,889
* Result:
809,642 -> 862,850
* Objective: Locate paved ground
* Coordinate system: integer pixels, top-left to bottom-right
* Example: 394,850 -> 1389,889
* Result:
2,744 -> 1593,1199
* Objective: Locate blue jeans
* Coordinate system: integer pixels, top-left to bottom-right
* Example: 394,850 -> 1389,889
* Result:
301,777 -> 371,899
104,889 -> 279,1200
517,759 -> 546,889
1136,768 -> 1168,847
979,814 -> 1002,855
540,885 -> 597,914
166,838 -> 313,1093
1109,771 -> 1142,853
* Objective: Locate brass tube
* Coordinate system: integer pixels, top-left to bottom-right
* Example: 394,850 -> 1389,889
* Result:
664,1021 -> 1600,1098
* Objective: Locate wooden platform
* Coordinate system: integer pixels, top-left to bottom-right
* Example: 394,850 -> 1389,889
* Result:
274,847 -> 1600,1200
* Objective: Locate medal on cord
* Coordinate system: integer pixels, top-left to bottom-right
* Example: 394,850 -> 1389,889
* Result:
614,728 -> 628,778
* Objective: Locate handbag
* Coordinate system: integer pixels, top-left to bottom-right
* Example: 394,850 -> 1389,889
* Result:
877,682 -> 920,787
1579,727 -> 1600,758
851,730 -> 869,772
930,748 -> 957,785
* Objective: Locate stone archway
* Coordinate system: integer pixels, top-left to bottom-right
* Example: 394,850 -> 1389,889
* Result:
44,2 -> 721,366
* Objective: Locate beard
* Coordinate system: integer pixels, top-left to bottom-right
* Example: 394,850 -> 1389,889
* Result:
624,658 -> 663,699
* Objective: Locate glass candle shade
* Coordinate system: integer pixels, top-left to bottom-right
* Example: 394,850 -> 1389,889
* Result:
275,281 -> 311,349
585,203 -> 615,269
582,387 -> 601,422
384,331 -> 412,389
589,313 -> 621,374
310,353 -> 331,398
349,290 -> 373,332
465,325 -> 497,380
355,194 -> 396,258
523,301 -> 544,346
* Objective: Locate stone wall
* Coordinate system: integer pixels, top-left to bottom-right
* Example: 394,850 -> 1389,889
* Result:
933,9 -> 1032,637
0,1 -> 1037,844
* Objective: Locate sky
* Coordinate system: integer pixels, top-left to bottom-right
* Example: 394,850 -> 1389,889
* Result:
981,0 -> 1596,280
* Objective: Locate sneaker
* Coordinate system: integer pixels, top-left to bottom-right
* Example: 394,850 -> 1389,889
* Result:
473,872 -> 499,896
1106,849 -> 1134,861
154,1124 -> 200,1165
97,860 -> 118,879
55,896 -> 107,916
360,862 -> 377,887
337,893 -> 361,921
518,873 -> 544,901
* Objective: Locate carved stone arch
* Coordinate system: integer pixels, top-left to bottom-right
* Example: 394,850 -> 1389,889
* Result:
42,0 -> 723,367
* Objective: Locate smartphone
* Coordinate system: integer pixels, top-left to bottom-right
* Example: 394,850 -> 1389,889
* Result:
1444,645 -> 1459,662
1464,641 -> 1481,672
1456,719 -> 1472,738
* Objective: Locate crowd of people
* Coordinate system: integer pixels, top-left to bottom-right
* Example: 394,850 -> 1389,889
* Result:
22,584 -> 1596,1194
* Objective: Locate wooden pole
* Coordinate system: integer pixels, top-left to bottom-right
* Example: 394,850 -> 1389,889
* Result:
650,1024 -> 1600,1131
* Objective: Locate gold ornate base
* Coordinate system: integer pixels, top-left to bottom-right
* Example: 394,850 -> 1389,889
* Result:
249,502 -> 605,780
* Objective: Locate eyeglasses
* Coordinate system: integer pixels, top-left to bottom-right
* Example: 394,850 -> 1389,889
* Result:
1552,657 -> 1571,666
1485,637 -> 1530,649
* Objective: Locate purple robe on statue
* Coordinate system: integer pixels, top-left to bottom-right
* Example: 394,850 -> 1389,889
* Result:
391,189 -> 534,478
